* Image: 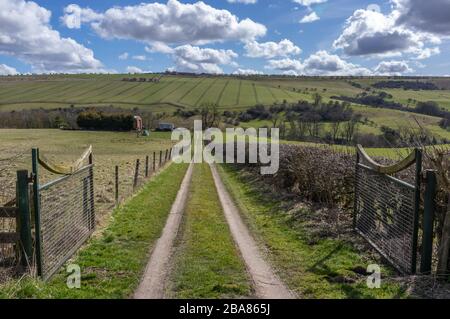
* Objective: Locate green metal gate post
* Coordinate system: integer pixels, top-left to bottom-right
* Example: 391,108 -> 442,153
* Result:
16,170 -> 32,267
411,148 -> 423,274
31,148 -> 43,277
420,169 -> 437,274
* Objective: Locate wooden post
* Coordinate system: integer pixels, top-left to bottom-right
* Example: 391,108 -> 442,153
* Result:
353,151 -> 360,230
165,149 -> 168,163
437,195 -> 450,276
115,165 -> 119,206
88,152 -> 95,231
411,148 -> 423,274
169,148 -> 172,160
133,159 -> 140,190
159,151 -> 162,167
420,170 -> 437,274
31,148 -> 43,277
153,152 -> 156,172
145,155 -> 149,178
16,170 -> 32,268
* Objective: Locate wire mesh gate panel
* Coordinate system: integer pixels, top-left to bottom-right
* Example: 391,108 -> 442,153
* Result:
36,164 -> 95,280
355,163 -> 417,274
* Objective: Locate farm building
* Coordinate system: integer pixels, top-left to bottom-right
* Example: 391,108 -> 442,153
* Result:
133,116 -> 143,131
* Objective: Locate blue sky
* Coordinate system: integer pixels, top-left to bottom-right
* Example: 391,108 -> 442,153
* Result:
0,0 -> 449,76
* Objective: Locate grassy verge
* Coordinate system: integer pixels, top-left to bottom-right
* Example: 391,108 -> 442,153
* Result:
168,164 -> 252,299
0,163 -> 189,299
217,164 -> 407,299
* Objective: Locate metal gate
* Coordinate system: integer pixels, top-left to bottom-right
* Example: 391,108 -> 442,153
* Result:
32,146 -> 95,280
354,145 -> 433,275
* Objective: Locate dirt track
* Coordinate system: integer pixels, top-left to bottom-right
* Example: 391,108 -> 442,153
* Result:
135,162 -> 293,299
134,162 -> 194,299
210,164 -> 295,299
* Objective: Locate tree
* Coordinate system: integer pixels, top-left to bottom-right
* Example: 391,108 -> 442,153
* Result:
201,102 -> 220,129
343,115 -> 361,143
313,93 -> 322,107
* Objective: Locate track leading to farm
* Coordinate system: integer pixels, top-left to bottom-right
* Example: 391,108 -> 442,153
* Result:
134,162 -> 194,299
210,164 -> 294,299
136,163 -> 292,299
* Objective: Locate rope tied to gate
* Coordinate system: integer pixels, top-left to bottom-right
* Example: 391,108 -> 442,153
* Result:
356,144 -> 420,175
37,145 -> 92,175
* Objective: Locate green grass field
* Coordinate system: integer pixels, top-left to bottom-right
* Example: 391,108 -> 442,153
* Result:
2,74 -> 449,142
0,129 -> 175,226
0,75 -> 310,111
0,163 -> 189,298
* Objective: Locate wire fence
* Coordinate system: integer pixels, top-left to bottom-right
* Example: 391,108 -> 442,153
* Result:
114,149 -> 172,206
354,163 -> 417,274
0,146 -> 174,282
37,165 -> 95,280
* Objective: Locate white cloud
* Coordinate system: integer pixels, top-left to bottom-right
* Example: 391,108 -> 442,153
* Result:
266,51 -> 372,76
374,60 -> 413,75
227,0 -> 257,4
300,11 -> 320,23
61,0 -> 266,45
118,52 -> 129,60
333,7 -> 441,59
132,55 -> 147,61
60,4 -> 102,29
0,63 -> 18,75
303,51 -> 372,75
244,39 -> 301,59
126,66 -> 144,74
233,68 -> 263,75
0,0 -> 103,73
145,42 -> 174,54
293,0 -> 327,6
414,47 -> 440,60
266,58 -> 304,74
172,45 -> 238,74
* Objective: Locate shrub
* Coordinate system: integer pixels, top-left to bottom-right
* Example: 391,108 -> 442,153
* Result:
77,110 -> 134,131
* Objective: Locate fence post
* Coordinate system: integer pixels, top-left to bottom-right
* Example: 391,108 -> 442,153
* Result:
31,148 -> 42,277
16,170 -> 32,268
411,148 -> 423,274
165,149 -> 168,163
115,165 -> 119,206
133,159 -> 140,190
88,151 -> 95,230
145,155 -> 149,178
153,152 -> 156,172
169,147 -> 172,160
159,150 -> 162,167
353,151 -> 360,230
420,170 -> 437,274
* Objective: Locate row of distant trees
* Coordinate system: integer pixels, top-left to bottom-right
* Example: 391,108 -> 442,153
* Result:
0,106 -> 163,130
